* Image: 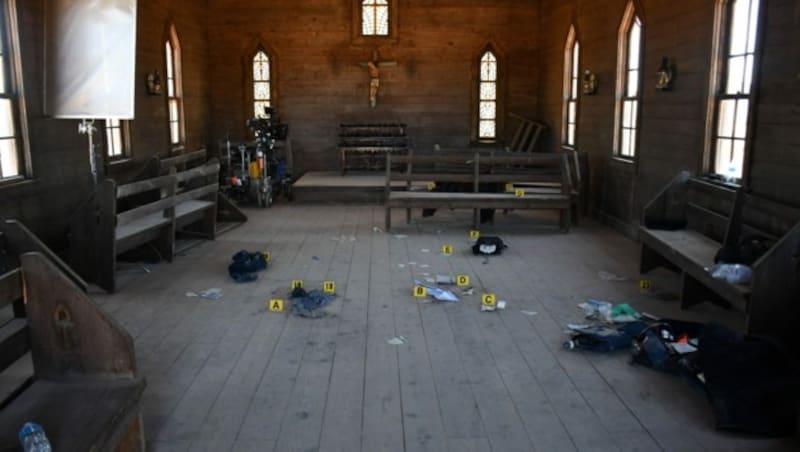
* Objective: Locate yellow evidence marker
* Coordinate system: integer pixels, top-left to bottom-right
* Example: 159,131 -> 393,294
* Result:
469,230 -> 481,240
457,275 -> 470,287
515,189 -> 525,198
263,251 -> 271,262
268,299 -> 285,312
481,294 -> 498,311
291,280 -> 304,290
413,286 -> 428,298
505,183 -> 514,193
441,244 -> 454,255
323,281 -> 336,294
639,279 -> 653,291
427,182 -> 437,191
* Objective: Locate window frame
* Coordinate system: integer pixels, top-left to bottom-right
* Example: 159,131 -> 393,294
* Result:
103,118 -> 130,162
250,47 -> 273,119
704,0 -> 764,183
352,0 -> 397,43
474,47 -> 502,143
164,24 -> 185,150
613,1 -> 644,162
0,0 -> 29,184
562,25 -> 580,148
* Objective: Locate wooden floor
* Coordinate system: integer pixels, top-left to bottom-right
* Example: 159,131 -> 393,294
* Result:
94,204 -> 799,452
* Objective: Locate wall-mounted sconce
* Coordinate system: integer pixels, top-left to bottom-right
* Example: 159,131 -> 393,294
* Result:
582,69 -> 598,95
146,70 -> 162,95
656,57 -> 675,91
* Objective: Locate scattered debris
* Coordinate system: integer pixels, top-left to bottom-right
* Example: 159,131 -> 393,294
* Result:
413,280 -> 459,302
387,336 -> 408,345
598,270 -> 627,282
579,299 -> 640,323
394,234 -> 408,240
373,226 -> 384,233
424,277 -> 436,284
497,300 -> 507,310
461,287 -> 475,296
331,235 -> 358,243
185,292 -> 198,298
398,264 -> 406,269
420,264 -> 430,269
521,310 -> 538,316
435,275 -> 455,285
199,288 -> 223,300
408,262 -> 418,266
312,256 -> 320,261
421,249 -> 431,253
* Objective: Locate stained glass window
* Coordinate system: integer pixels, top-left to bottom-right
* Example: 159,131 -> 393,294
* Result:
362,0 -> 389,36
479,51 -> 498,140
711,0 -> 761,180
253,50 -> 271,118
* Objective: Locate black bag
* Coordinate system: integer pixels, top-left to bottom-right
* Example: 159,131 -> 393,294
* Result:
714,234 -> 774,265
472,236 -> 507,255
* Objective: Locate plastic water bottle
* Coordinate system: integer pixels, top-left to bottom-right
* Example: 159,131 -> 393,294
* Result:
19,423 -> 51,452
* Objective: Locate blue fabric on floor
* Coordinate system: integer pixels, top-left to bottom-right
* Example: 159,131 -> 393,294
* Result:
290,287 -> 335,317
228,250 -> 267,282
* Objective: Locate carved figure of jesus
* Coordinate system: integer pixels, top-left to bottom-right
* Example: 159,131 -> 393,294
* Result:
359,50 -> 397,108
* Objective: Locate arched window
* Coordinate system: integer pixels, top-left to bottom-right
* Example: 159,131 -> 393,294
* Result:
165,25 -> 184,147
362,0 -> 389,36
0,0 -> 27,180
614,2 -> 643,159
562,26 -> 580,147
478,50 -> 498,140
707,0 -> 761,181
252,50 -> 271,118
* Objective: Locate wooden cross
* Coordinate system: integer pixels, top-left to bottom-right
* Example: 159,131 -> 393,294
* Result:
358,49 -> 397,108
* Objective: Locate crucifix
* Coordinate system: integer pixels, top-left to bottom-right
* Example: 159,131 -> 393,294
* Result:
358,49 -> 398,108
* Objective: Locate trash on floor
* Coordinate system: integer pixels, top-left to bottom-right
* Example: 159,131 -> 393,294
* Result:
387,336 -> 408,345
373,226 -> 384,233
521,310 -> 538,316
394,234 -> 408,240
290,287 -> 336,317
185,292 -> 198,298
413,280 -> 459,302
199,288 -> 223,300
421,249 -> 431,253
461,287 -> 475,296
598,270 -> 627,281
578,299 -> 640,323
435,275 -> 455,285
228,250 -> 268,283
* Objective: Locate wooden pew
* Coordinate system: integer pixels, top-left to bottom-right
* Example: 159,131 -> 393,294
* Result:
385,151 -> 572,231
0,252 -> 145,451
71,160 -> 221,293
639,172 -> 800,347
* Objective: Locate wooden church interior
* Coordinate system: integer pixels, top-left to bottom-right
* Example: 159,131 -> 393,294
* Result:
1,0 -> 799,450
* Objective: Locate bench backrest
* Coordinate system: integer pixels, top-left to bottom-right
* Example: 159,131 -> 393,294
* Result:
156,148 -> 208,175
0,268 -> 26,374
386,151 -> 570,196
506,113 -> 548,153
644,171 -> 800,244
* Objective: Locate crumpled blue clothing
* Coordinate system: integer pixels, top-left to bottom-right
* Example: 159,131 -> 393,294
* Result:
228,250 -> 267,283
290,287 -> 335,317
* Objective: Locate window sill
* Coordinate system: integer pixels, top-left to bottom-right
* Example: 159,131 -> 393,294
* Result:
700,173 -> 741,189
0,177 -> 38,193
107,157 -> 134,167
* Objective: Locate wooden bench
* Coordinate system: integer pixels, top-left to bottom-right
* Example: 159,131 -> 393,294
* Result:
639,172 -> 800,345
0,252 -> 145,451
339,123 -> 408,175
71,160 -> 220,293
156,148 -> 248,235
385,150 -> 572,231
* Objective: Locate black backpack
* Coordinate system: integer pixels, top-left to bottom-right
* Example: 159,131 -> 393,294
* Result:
472,236 -> 507,255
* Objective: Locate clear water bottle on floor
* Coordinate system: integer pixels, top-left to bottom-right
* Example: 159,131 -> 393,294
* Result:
19,422 -> 52,452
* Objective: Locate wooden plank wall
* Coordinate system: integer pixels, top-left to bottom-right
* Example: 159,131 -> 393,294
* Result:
0,0 -> 210,245
206,0 -> 540,174
535,0 -> 800,234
